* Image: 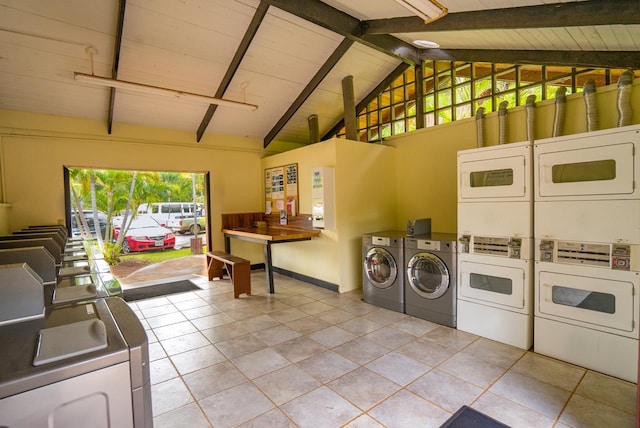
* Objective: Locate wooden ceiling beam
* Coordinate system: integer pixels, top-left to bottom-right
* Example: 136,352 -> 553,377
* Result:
264,38 -> 354,148
107,0 -> 127,134
262,0 -> 420,65
195,2 -> 269,142
421,49 -> 640,70
363,0 -> 640,34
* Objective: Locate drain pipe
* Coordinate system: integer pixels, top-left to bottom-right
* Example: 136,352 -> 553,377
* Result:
308,114 -> 319,144
583,79 -> 598,132
617,70 -> 634,127
525,95 -> 536,144
475,107 -> 485,148
552,87 -> 567,137
498,101 -> 508,145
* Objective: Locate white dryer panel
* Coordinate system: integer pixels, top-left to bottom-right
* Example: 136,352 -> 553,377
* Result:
458,253 -> 532,314
534,317 -> 637,383
534,125 -> 640,201
458,201 -> 533,239
535,261 -> 639,339
459,234 -> 533,260
535,238 -> 640,271
458,141 -> 532,203
535,199 -> 640,244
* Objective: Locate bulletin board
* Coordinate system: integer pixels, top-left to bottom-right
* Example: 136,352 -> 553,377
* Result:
265,164 -> 298,216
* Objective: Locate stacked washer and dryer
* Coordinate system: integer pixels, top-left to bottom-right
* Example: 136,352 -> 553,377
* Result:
456,141 -> 534,349
363,219 -> 458,327
533,125 -> 640,383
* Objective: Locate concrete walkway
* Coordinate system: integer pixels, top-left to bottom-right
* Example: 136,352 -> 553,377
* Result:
116,254 -> 208,287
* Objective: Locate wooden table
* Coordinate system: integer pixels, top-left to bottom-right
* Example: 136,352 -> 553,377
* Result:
222,226 -> 321,294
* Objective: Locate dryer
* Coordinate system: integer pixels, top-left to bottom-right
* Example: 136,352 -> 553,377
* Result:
404,233 -> 457,327
363,231 -> 405,313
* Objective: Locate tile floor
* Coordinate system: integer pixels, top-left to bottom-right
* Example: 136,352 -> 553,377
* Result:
129,271 -> 638,428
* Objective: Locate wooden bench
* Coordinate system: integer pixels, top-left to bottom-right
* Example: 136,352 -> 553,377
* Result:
206,251 -> 251,298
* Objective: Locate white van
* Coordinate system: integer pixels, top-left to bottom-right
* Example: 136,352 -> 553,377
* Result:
137,202 -> 204,227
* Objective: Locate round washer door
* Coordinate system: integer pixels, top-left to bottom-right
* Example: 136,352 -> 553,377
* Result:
406,252 -> 450,299
364,247 -> 398,289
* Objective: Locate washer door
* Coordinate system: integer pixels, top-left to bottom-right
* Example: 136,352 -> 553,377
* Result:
364,247 -> 398,289
407,252 -> 450,299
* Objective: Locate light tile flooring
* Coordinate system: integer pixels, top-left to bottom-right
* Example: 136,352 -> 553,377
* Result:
129,272 -> 638,428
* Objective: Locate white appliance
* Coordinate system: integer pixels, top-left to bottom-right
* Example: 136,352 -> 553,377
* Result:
404,233 -> 457,327
311,167 -> 335,229
533,125 -> 640,382
457,141 -> 534,349
457,253 -> 533,349
363,231 -> 405,313
534,125 -> 640,244
534,260 -> 639,382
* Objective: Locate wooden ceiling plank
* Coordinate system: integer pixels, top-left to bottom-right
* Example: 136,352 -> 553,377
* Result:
363,0 -> 640,34
422,49 -> 640,69
264,38 -> 354,148
196,2 -> 269,142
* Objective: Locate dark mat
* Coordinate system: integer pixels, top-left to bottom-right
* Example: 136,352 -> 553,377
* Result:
440,406 -> 510,428
122,280 -> 201,302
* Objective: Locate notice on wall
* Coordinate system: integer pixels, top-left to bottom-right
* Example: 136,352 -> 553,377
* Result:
265,164 -> 298,216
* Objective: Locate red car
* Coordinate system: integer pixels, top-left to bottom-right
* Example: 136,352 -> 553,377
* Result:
113,216 -> 175,254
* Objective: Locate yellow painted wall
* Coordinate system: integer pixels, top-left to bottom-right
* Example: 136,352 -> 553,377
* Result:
261,138 -> 396,292
0,110 -> 265,252
387,79 -> 640,234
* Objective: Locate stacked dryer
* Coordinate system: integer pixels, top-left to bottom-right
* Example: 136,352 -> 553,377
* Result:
533,125 -> 640,382
456,141 -> 534,350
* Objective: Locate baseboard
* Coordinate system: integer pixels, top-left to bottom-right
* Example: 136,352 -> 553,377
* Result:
272,266 -> 339,292
250,263 -> 265,271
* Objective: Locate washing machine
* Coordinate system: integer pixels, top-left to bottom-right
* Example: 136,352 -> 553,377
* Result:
404,233 -> 457,327
363,231 -> 405,313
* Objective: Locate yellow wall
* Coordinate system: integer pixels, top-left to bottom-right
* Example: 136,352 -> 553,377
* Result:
387,79 -> 640,234
260,138 -> 396,292
0,110 -> 266,251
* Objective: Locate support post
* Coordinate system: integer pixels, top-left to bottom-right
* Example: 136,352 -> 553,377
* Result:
342,75 -> 357,141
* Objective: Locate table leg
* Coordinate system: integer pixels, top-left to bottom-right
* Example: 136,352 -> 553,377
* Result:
264,242 -> 274,294
224,235 -> 231,253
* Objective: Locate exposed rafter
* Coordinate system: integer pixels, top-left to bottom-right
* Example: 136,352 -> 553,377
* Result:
322,62 -> 410,141
107,0 -> 127,134
264,38 -> 354,148
262,0 -> 420,65
421,49 -> 640,69
195,2 -> 269,142
362,0 -> 640,34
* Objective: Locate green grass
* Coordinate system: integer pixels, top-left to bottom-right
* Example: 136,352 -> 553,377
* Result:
120,246 -> 207,264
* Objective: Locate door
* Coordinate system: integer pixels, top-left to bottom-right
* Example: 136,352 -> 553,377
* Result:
458,143 -> 531,202
537,267 -> 637,336
364,247 -> 398,289
535,135 -> 638,200
458,256 -> 529,312
406,252 -> 450,299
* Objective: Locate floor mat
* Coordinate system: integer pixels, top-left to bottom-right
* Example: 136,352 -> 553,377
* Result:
122,279 -> 201,302
440,406 -> 510,428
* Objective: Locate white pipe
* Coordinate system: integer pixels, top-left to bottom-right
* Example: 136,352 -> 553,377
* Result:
617,70 -> 634,127
552,87 -> 567,137
525,95 -> 536,144
475,107 -> 485,148
583,79 -> 598,132
498,101 -> 508,145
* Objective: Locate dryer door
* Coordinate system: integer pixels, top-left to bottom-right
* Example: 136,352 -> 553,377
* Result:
406,253 -> 449,299
364,247 -> 398,289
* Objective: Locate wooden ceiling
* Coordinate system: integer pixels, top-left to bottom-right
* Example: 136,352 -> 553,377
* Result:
0,0 -> 638,150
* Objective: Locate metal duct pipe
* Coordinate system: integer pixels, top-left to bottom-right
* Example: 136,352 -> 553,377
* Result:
475,107 -> 485,148
583,79 -> 598,132
308,114 -> 319,144
525,95 -> 536,144
617,70 -> 634,127
498,101 -> 508,145
342,75 -> 357,141
552,87 -> 567,137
